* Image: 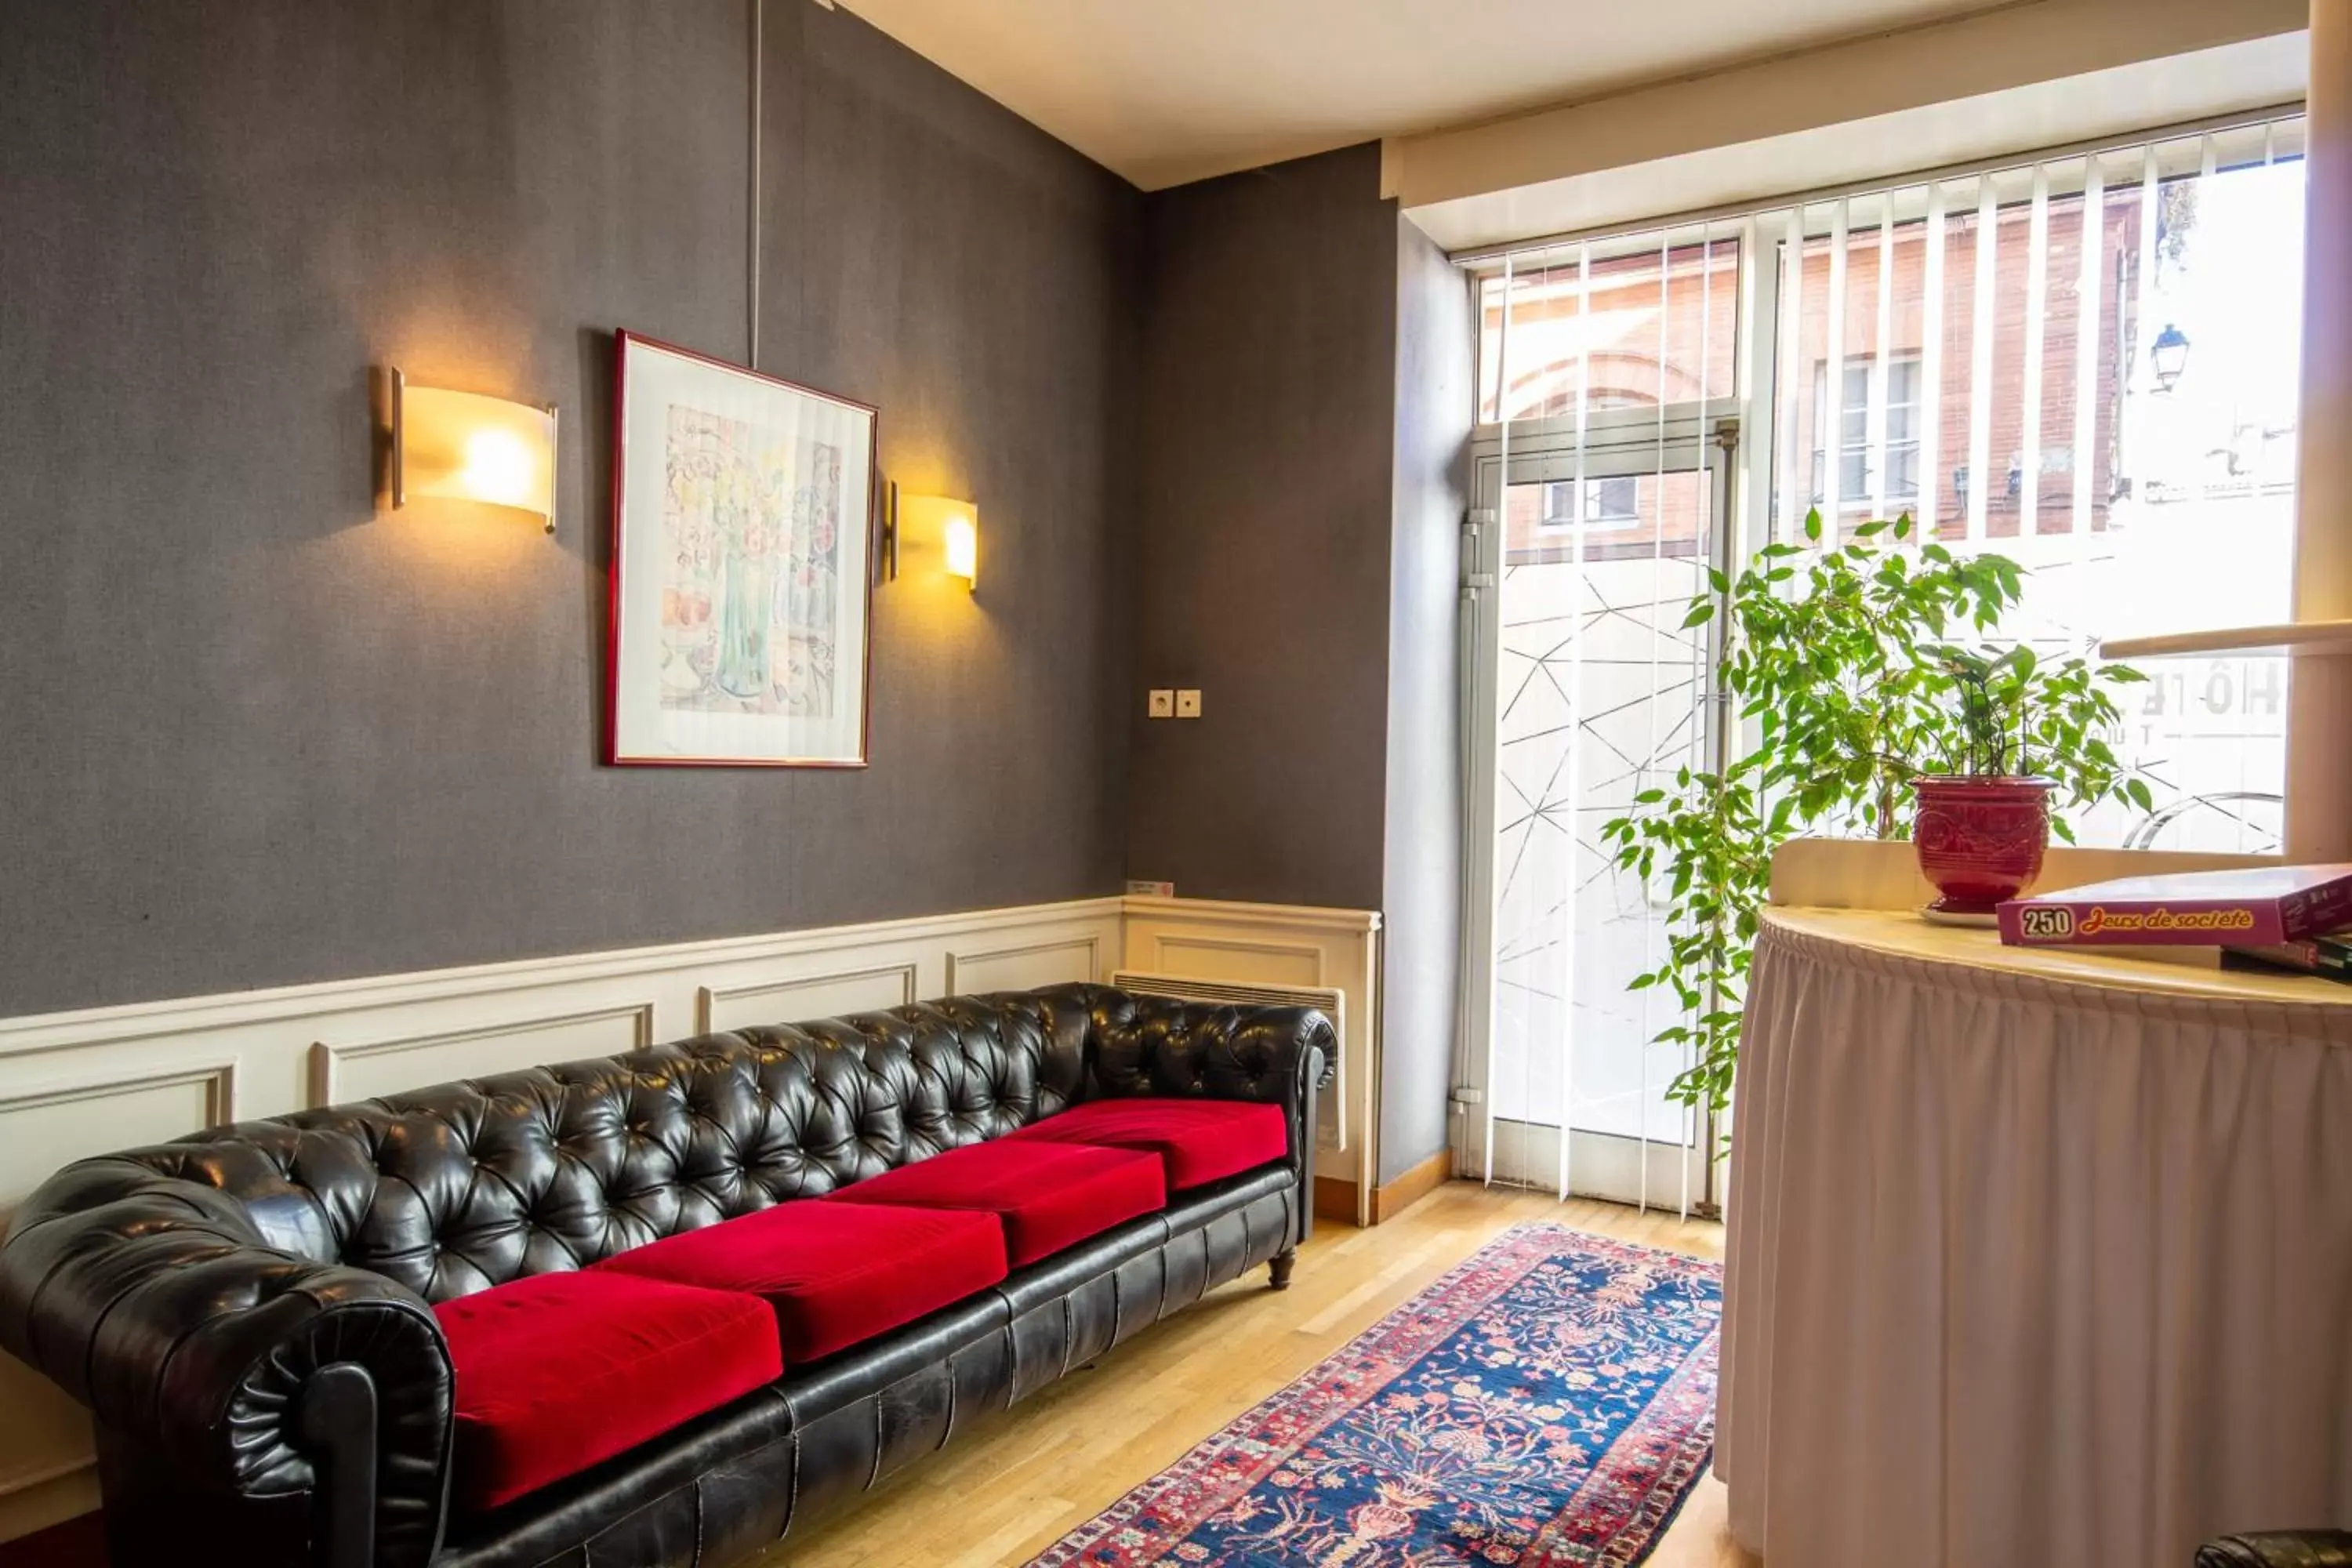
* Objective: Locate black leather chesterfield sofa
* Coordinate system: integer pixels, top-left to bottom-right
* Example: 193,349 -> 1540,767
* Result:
2198,1534 -> 2352,1567
0,983 -> 1332,1568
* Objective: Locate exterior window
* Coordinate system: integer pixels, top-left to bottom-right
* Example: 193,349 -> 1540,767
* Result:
1541,475 -> 1639,528
1810,354 -> 1922,511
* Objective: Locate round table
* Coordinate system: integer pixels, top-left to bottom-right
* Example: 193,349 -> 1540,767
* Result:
1717,906 -> 2352,1567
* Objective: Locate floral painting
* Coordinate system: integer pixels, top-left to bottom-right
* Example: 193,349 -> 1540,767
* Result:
608,332 -> 873,766
655,407 -> 844,720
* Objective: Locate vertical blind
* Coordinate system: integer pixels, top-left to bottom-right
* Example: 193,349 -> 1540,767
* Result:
1754,117 -> 2306,550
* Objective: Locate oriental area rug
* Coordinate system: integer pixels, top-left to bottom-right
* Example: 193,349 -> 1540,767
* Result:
1029,1222 -> 1722,1567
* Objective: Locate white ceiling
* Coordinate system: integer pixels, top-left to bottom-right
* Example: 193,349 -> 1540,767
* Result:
829,0 -> 2014,191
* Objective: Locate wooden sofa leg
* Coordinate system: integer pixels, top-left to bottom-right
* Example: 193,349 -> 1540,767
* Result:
1269,1249 -> 1296,1290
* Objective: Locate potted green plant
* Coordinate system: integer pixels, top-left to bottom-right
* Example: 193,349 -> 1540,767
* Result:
1909,646 -> 2092,920
1601,510 -> 2148,1111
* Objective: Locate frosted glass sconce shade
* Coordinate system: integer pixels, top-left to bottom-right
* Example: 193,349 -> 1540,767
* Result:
384,368 -> 558,532
943,514 -> 978,586
891,491 -> 978,590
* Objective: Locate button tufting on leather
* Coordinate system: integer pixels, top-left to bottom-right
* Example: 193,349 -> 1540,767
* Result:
16,987 -> 1322,1310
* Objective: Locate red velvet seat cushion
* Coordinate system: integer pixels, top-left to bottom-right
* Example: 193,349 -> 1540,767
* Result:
433,1271 -> 782,1513
1007,1098 -> 1290,1189
593,1200 -> 1007,1363
824,1139 -> 1166,1265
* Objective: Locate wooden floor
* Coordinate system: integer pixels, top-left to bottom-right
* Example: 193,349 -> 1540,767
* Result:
764,1180 -> 1756,1568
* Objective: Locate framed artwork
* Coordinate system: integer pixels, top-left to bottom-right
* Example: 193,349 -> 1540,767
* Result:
607,332 -> 876,767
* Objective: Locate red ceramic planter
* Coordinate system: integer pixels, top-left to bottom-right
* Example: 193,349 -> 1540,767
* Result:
1912,775 -> 2055,917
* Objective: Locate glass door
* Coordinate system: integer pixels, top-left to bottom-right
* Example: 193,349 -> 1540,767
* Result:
1454,223 -> 1755,1214
1458,407 -> 1733,1208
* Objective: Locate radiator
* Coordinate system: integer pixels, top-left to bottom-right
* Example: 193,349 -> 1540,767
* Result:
1106,970 -> 1346,1152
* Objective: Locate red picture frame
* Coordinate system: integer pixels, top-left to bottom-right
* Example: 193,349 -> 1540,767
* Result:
604,330 -> 878,768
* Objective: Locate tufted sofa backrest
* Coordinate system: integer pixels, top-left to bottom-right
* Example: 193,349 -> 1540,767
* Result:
10,983 -> 1329,1309
92,992 -> 1092,1302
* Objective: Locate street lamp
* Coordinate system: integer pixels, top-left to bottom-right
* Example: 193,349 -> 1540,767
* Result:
2151,323 -> 2190,392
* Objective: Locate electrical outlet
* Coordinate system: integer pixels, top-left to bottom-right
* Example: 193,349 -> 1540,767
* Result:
1147,688 -> 1175,719
1175,688 -> 1203,719
1125,879 -> 1175,897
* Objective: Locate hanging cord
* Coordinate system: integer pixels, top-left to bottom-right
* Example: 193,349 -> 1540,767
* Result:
747,0 -> 764,367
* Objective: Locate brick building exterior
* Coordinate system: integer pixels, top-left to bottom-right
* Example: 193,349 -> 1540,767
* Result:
1483,186 -> 2161,562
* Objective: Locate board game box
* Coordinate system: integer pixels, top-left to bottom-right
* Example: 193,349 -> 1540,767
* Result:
1997,864 -> 2352,947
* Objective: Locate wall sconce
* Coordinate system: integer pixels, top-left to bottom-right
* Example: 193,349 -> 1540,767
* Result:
382,368 -> 558,533
884,485 -> 979,591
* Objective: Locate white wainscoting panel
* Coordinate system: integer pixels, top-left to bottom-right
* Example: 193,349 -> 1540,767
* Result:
0,1059 -> 238,1210
1120,897 -> 1382,1223
0,891 -> 1376,1541
699,964 -> 919,1033
0,1377 -> 96,1546
311,1005 -> 658,1105
1149,936 -> 1324,988
0,1058 -> 238,1542
945,935 -> 1103,996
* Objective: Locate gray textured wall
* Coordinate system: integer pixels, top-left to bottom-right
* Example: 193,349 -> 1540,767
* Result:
1379,217 -> 1472,1184
1126,147 -> 1472,1186
1125,145 -> 1399,910
0,0 -> 1140,1015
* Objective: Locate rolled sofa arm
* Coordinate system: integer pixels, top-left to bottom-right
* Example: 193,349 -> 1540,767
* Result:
0,1155 -> 453,1568
1040,983 -> 1334,1115
1037,984 -> 1336,1247
2197,1534 -> 2352,1568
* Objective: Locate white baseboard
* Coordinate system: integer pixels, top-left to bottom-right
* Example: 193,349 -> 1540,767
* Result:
0,891 -> 1380,1538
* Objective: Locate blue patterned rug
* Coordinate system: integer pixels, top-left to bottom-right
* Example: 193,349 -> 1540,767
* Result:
1030,1222 -> 1721,1567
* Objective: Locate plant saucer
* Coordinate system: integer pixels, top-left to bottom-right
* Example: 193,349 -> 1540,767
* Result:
1916,904 -> 1999,928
